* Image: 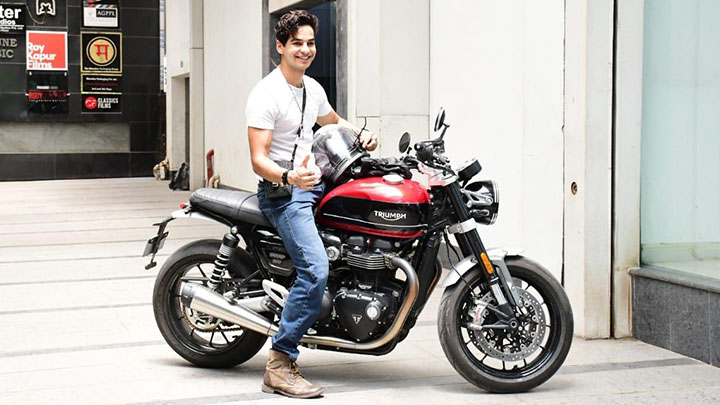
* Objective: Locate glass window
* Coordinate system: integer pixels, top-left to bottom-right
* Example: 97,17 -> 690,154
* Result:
641,0 -> 720,279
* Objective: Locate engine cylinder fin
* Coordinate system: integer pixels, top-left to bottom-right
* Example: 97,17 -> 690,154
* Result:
346,252 -> 386,270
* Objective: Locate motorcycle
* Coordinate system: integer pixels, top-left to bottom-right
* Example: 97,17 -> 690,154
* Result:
143,109 -> 573,393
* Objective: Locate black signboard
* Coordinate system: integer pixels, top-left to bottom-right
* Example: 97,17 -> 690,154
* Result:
0,3 -> 25,33
82,74 -> 121,94
27,71 -> 68,114
81,31 -> 121,73
82,94 -> 121,113
83,0 -> 118,28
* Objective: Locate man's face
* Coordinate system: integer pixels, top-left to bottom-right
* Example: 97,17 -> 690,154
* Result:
277,25 -> 316,72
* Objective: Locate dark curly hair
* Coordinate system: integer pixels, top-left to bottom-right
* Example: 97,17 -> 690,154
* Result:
275,9 -> 319,45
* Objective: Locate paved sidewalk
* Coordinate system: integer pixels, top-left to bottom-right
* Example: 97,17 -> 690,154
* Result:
1,178 -> 719,404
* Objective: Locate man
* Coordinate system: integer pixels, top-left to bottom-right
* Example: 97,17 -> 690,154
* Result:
246,10 -> 377,399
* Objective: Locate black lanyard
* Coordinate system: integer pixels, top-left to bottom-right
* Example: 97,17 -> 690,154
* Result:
289,84 -> 307,167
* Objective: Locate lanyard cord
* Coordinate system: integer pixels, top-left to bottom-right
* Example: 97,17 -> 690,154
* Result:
287,80 -> 307,167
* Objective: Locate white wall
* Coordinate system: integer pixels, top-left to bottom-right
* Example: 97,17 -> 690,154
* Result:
203,0 -> 264,191
351,0 -> 430,157
165,0 -> 190,170
429,0 -> 565,280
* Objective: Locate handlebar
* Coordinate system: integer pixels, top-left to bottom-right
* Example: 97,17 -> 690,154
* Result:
413,140 -> 451,171
346,136 -> 453,181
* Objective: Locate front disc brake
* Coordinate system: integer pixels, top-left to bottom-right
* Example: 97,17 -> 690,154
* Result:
466,289 -> 547,362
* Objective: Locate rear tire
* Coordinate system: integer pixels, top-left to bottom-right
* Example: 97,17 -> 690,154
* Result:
438,257 -> 573,392
153,240 -> 270,368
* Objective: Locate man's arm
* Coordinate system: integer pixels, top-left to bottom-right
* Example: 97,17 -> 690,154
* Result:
317,110 -> 378,151
248,127 -> 317,190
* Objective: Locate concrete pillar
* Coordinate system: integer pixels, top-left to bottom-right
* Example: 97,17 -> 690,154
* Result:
189,0 -> 204,190
563,0 -> 615,338
164,0 -> 190,172
612,0 -> 645,338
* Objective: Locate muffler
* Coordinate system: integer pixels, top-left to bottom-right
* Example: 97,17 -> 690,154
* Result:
179,256 -> 419,350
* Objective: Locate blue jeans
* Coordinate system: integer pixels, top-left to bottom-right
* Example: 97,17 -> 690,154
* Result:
256,182 -> 328,361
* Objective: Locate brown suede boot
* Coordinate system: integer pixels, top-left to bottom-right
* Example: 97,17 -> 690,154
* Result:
261,349 -> 324,398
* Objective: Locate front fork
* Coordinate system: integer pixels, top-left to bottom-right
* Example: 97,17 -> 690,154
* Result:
446,182 -> 519,321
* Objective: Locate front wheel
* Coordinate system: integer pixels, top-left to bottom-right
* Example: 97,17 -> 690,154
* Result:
438,256 -> 573,393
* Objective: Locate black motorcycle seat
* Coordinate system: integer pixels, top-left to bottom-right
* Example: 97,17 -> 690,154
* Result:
189,188 -> 272,228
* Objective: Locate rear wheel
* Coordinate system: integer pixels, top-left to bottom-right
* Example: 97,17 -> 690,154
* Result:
153,240 -> 271,368
438,257 -> 573,392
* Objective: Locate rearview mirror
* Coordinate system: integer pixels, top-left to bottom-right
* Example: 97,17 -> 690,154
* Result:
399,132 -> 411,153
434,108 -> 446,132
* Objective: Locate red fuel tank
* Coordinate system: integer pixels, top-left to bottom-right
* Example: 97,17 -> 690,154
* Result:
316,176 -> 430,238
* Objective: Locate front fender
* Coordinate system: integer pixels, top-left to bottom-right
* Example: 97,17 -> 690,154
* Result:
440,247 -> 523,288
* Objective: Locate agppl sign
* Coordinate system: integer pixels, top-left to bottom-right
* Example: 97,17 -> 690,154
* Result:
26,30 -> 67,70
0,4 -> 25,33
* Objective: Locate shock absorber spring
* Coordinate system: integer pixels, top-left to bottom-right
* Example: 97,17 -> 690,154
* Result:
208,231 -> 239,290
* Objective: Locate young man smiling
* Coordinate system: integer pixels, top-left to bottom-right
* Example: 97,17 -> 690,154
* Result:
246,9 -> 377,399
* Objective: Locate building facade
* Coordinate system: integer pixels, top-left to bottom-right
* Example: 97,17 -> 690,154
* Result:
0,0 -> 162,180
163,0 -> 720,366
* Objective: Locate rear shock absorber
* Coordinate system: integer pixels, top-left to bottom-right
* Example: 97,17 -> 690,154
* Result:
208,229 -> 239,290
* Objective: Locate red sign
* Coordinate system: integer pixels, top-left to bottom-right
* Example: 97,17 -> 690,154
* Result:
26,31 -> 67,71
29,90 -> 68,100
84,96 -> 97,109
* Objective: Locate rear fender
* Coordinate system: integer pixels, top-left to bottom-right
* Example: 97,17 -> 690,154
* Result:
171,208 -> 229,226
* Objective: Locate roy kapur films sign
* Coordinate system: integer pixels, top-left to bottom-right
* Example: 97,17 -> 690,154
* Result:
26,30 -> 67,70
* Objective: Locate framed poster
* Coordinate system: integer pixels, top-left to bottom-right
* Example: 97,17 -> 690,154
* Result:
81,31 -> 121,73
27,71 -> 68,114
26,30 -> 67,71
83,0 -> 118,28
0,3 -> 25,33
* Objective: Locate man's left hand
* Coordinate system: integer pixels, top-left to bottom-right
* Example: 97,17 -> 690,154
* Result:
360,131 -> 378,151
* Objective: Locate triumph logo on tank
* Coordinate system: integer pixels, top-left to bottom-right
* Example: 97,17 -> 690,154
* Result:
373,211 -> 407,222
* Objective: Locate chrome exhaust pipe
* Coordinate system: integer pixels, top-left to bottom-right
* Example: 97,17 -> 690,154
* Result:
179,256 -> 419,350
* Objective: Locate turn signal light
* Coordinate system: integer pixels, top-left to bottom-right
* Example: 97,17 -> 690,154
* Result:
480,252 -> 494,275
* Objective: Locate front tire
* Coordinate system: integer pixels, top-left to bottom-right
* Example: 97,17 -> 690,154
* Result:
153,239 -> 270,368
438,256 -> 573,393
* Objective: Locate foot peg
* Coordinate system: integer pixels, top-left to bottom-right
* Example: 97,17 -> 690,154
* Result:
262,280 -> 289,308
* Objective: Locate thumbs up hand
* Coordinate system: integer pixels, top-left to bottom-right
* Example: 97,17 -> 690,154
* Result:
288,154 -> 317,190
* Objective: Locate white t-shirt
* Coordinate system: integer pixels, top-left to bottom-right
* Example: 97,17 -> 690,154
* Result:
246,67 -> 332,182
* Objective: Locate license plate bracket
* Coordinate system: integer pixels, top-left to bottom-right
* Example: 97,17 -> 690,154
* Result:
143,217 -> 174,269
